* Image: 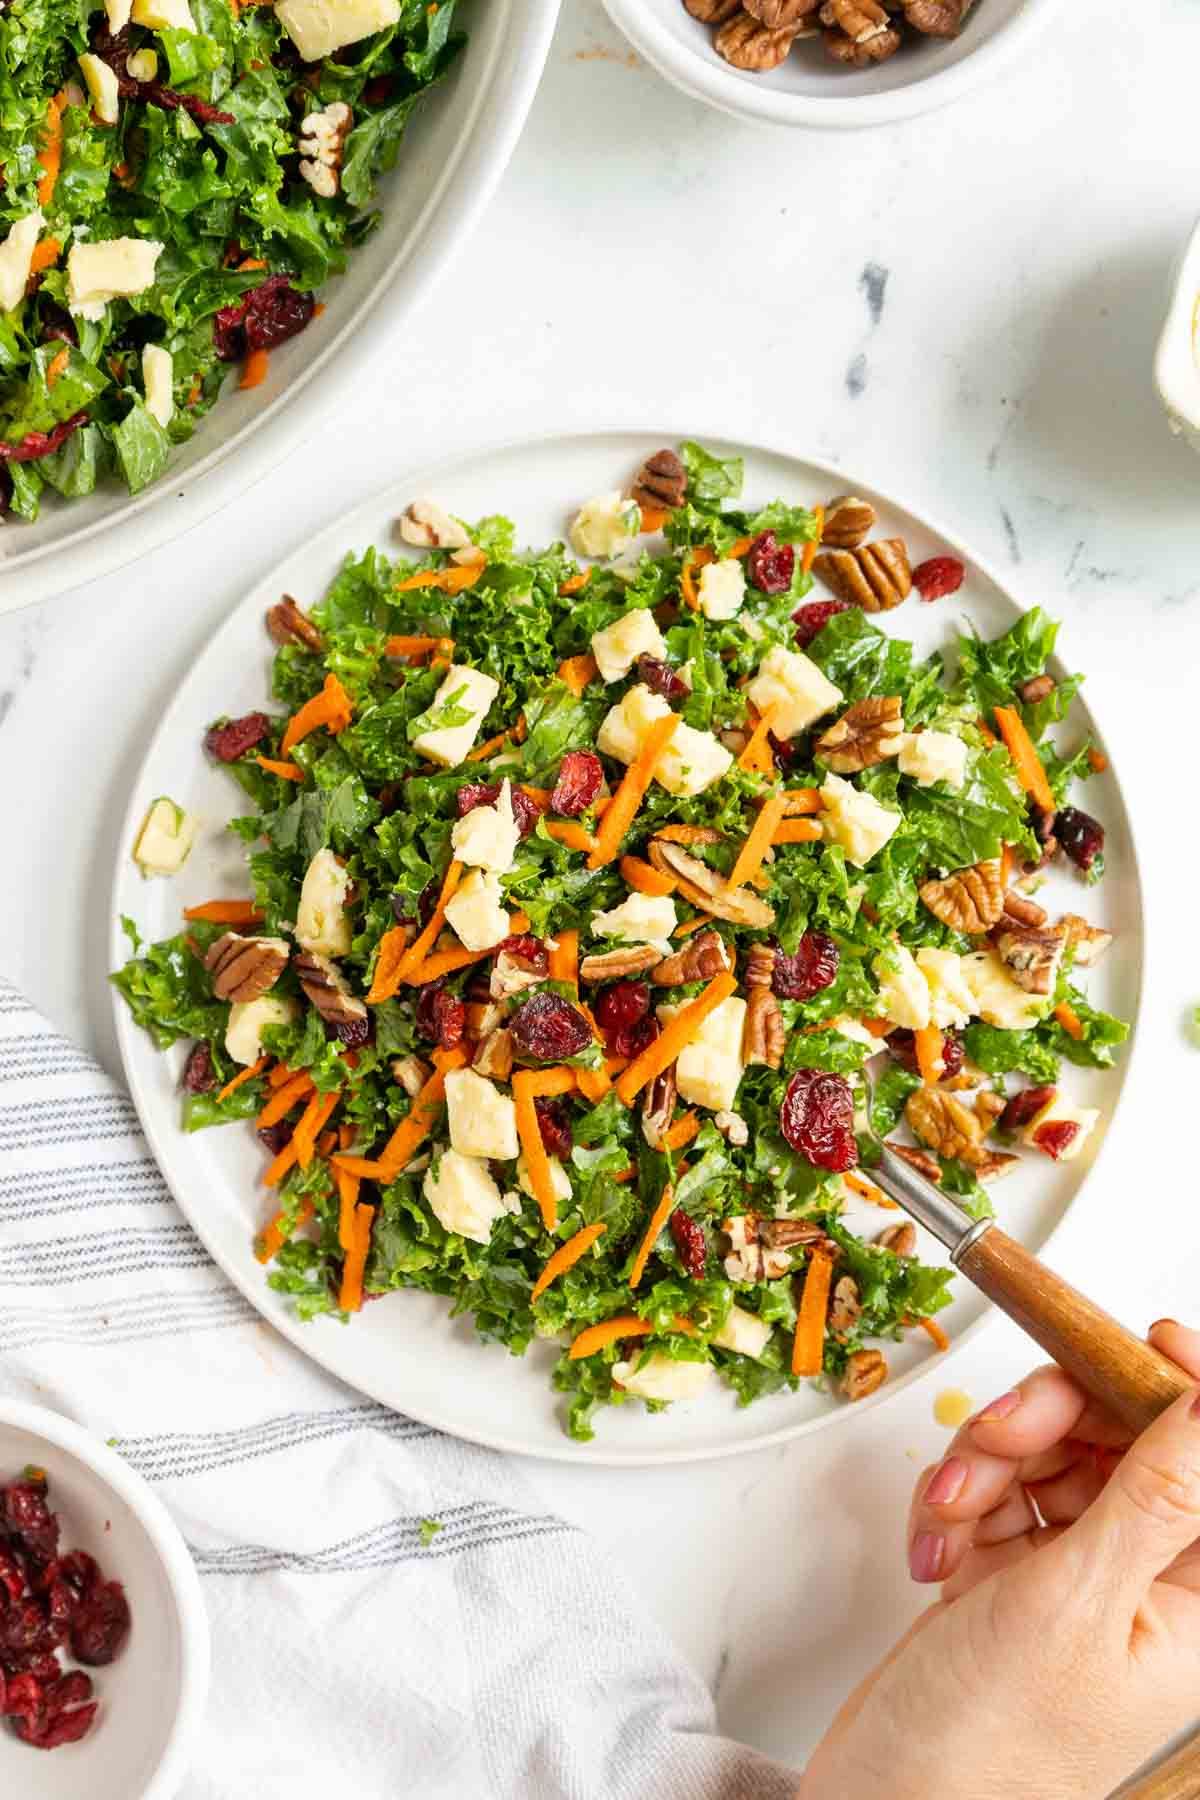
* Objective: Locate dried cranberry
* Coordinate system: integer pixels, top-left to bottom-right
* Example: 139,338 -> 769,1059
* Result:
510,992 -> 594,1063
415,983 -> 466,1051
388,895 -> 412,926
361,74 -> 393,104
0,411 -> 88,465
998,1084 -> 1056,1133
204,711 -> 271,762
669,1210 -> 707,1279
2,1486 -> 58,1563
143,82 -> 233,125
617,1015 -> 659,1059
911,556 -> 965,602
550,749 -> 604,817
793,597 -> 852,648
42,1671 -> 93,1718
214,275 -> 314,361
772,933 -> 840,1002
888,1028 -> 964,1083
16,1699 -> 99,1747
455,782 -> 543,839
593,980 -> 650,1055
1032,1119 -> 1080,1161
257,1122 -> 292,1157
69,1581 -> 130,1667
0,1551 -> 26,1605
181,1043 -> 216,1094
779,1069 -> 858,1172
636,655 -> 688,701
497,934 -> 549,973
534,1097 -> 573,1161
1056,805 -> 1104,874
0,1601 -> 53,1656
2,1672 -> 43,1719
747,531 -> 795,595
326,1013 -> 373,1049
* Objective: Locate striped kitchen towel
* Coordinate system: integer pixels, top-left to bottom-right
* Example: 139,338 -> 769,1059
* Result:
0,978 -> 796,1800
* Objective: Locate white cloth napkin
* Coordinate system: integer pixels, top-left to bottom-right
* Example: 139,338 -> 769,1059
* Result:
0,978 -> 798,1800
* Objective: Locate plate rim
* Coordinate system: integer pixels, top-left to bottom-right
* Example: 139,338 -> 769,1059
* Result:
108,421 -> 1146,1466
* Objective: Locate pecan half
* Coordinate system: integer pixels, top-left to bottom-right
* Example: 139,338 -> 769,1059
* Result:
297,99 -> 351,198
205,932 -> 289,1003
647,840 -> 774,929
819,0 -> 890,40
464,999 -> 505,1040
743,942 -> 776,991
904,0 -> 968,32
266,595 -> 323,653
715,1109 -> 749,1146
919,859 -> 1004,934
490,947 -> 547,1001
829,1275 -> 861,1334
875,1221 -> 916,1257
293,951 -> 368,1029
974,1089 -> 1006,1131
744,0 -> 819,25
843,1348 -> 888,1400
714,9 -> 799,68
743,988 -> 784,1069
631,447 -> 687,513
391,1053 -> 431,1097
991,922 -> 1068,996
822,21 -> 901,61
885,1141 -> 942,1183
580,944 -> 665,983
812,539 -> 911,613
1060,913 -> 1112,967
976,1149 -> 1020,1182
684,0 -> 742,21
1018,673 -> 1054,705
473,1027 -> 514,1081
641,1064 -> 678,1152
905,1088 -> 986,1166
760,1217 -> 840,1257
1002,889 -> 1048,928
651,929 -> 732,989
398,500 -> 472,551
815,696 -> 905,773
821,495 -> 876,551
723,1213 -> 794,1282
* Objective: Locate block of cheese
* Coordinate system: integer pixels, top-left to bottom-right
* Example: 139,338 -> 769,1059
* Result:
423,1149 -> 506,1245
0,212 -> 44,315
450,779 -> 520,874
961,950 -> 1046,1031
916,947 -> 977,1030
747,645 -> 841,740
612,1352 -> 714,1403
131,0 -> 196,27
568,491 -> 641,561
1021,1091 -> 1100,1162
517,1152 -> 572,1208
874,944 -> 931,1031
79,52 -> 121,124
444,1067 -> 519,1162
590,607 -> 667,682
133,797 -> 198,876
712,1304 -> 772,1360
821,774 -> 902,867
898,729 -> 968,791
590,892 -> 677,952
411,664 -> 500,768
444,868 -> 510,953
275,0 -> 398,61
596,683 -> 731,798
67,236 -> 164,322
661,993 -> 746,1113
142,344 -> 174,429
225,995 -> 298,1066
696,558 -> 744,622
295,847 -> 352,956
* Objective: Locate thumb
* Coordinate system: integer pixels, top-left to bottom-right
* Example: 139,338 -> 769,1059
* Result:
1063,1384 -> 1200,1601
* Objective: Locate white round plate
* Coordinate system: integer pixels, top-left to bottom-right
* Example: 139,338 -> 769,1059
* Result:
110,429 -> 1142,1465
0,0 -> 559,615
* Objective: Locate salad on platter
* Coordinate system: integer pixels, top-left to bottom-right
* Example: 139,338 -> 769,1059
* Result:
114,441 -> 1128,1441
0,0 -> 462,519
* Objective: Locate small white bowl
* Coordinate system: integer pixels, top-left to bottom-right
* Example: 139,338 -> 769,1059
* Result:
0,1401 -> 209,1800
601,0 -> 1064,129
1155,218 -> 1200,456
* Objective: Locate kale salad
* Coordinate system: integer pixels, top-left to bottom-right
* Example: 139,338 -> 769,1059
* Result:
114,441 -> 1128,1441
0,0 -> 462,517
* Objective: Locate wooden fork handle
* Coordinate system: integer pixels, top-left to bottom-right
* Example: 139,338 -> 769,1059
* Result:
1122,1738 -> 1200,1799
956,1226 -> 1192,1437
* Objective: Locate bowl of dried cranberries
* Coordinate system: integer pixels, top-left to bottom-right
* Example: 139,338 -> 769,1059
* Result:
0,1400 -> 208,1798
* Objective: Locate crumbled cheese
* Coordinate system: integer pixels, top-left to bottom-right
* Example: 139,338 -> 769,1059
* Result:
142,343 -> 174,430
712,1304 -> 773,1360
423,1150 -> 506,1245
591,892 -> 677,953
298,99 -> 351,200
444,868 -> 510,953
612,1352 -> 714,1403
916,947 -> 977,1030
105,0 -> 134,29
696,558 -> 745,622
747,645 -> 842,740
597,683 -> 670,764
67,236 -> 163,322
410,663 -> 499,768
295,847 -> 352,956
874,944 -> 931,1031
126,46 -> 158,79
517,1152 -> 572,1208
590,608 -> 666,683
1021,1091 -> 1100,1161
131,0 -> 195,30
829,1015 -> 883,1048
132,797 -> 198,876
450,779 -> 520,875
596,683 -> 731,798
78,53 -> 120,125
275,0 -> 399,60
225,995 -> 298,1066
661,994 -> 746,1113
444,1068 -> 518,1162
898,730 -> 968,791
821,773 -> 902,867
961,950 -> 1046,1031
568,491 -> 641,561
0,212 -> 44,315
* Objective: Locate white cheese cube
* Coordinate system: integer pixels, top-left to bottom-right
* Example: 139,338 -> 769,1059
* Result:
590,608 -> 667,683
423,1150 -> 505,1245
697,558 -> 745,622
67,236 -> 163,322
450,778 -> 519,874
106,0 -> 133,28
916,948 -> 977,1030
444,1067 -> 519,1162
410,663 -> 499,768
517,1153 -> 572,1208
829,1015 -> 883,1048
131,0 -> 196,29
747,645 -> 842,740
444,868 -> 510,953
898,730 -> 968,791
660,994 -> 746,1113
821,774 -> 902,867
0,212 -> 44,316
568,491 -> 641,561
591,892 -> 677,952
597,682 -> 672,765
657,721 -> 733,799
961,950 -> 1047,1031
712,1303 -> 773,1360
132,796 -> 198,877
612,1352 -> 714,1403
277,0 -> 399,60
874,944 -> 931,1031
126,47 -> 158,79
294,848 -> 352,956
78,53 -> 120,124
225,995 -> 298,1066
142,343 -> 174,430
1021,1092 -> 1100,1162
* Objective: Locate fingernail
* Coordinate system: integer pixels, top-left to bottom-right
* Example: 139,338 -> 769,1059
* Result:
1150,1319 -> 1179,1334
909,1532 -> 944,1583
1188,1391 -> 1200,1421
975,1389 -> 1021,1424
924,1456 -> 968,1506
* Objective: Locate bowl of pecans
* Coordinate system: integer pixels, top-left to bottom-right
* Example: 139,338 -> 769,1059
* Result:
600,0 -> 1064,127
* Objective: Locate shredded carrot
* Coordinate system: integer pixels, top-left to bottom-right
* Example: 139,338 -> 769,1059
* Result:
545,820 -> 596,854
521,785 -> 552,807
653,823 -> 721,846
292,1090 -> 339,1169
575,1062 -> 611,1104
619,855 -> 676,898
726,535 -> 753,558
791,1249 -> 835,1376
679,545 -> 714,611
235,256 -> 268,272
215,1055 -> 269,1103
257,1070 -> 314,1128
338,1123 -> 354,1150
999,843 -> 1014,886
36,93 -> 65,207
616,969 -> 737,1104
993,706 -> 1055,812
255,1198 -> 314,1265
612,1164 -> 636,1183
333,1047 -> 467,1181
587,714 -> 679,870
664,1112 -> 699,1152
464,729 -> 509,764
368,861 -> 463,1001
628,1183 -> 676,1289
240,348 -> 269,389
843,1169 -> 893,1206
404,945 -> 487,986
800,506 -> 825,578
556,653 -> 598,696
738,708 -> 778,778
916,1315 -> 950,1351
772,818 -> 823,845
638,505 -> 669,534
1087,747 -> 1108,774
316,1129 -> 338,1156
45,346 -> 69,388
783,787 -> 822,815
569,1317 -> 652,1359
338,1201 -> 374,1313
513,1072 -> 560,1231
183,899 -> 262,924
335,1165 -> 360,1251
672,914 -> 712,938
28,236 -> 61,276
394,562 -> 484,595
531,1222 -> 607,1303
255,754 -> 305,781
263,1137 -> 300,1188
548,928 -> 578,987
1054,1000 -> 1084,1041
266,1061 -> 296,1089
976,717 -> 998,747
280,672 -> 353,757
860,1015 -> 892,1038
914,1024 -> 945,1087
558,569 -> 591,597
384,634 -> 451,660
519,1066 -> 580,1099
728,793 -> 788,890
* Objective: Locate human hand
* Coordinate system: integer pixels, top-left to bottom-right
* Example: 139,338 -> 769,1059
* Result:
798,1320 -> 1200,1800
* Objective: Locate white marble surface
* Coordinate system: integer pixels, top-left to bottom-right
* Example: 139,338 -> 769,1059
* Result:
3,0 -> 1200,1775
